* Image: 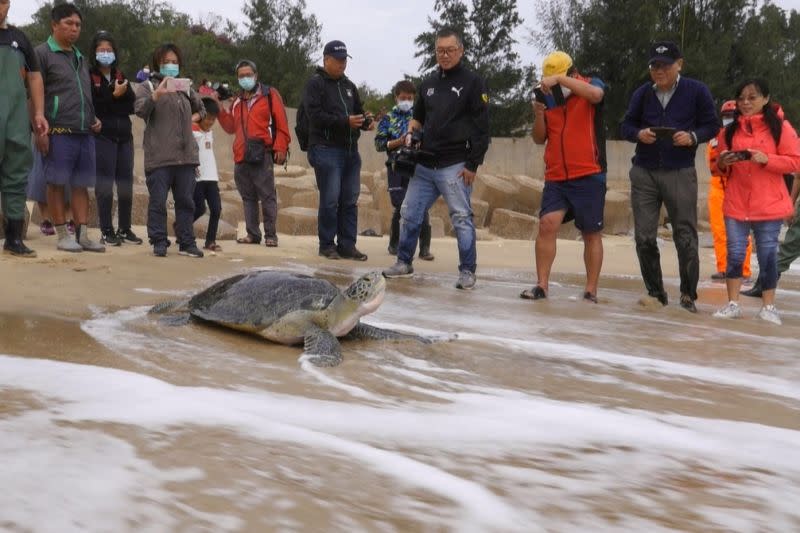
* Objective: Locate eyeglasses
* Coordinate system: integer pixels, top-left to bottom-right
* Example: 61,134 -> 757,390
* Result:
648,62 -> 673,71
435,47 -> 461,57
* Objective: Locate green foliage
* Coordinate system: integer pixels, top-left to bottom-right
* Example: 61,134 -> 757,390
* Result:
414,0 -> 534,136
534,0 -> 800,138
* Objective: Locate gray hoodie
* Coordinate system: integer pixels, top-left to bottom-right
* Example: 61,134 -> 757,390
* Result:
134,79 -> 205,174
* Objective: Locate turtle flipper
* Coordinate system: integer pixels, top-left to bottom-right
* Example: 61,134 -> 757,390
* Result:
346,322 -> 433,344
303,325 -> 343,367
148,299 -> 192,326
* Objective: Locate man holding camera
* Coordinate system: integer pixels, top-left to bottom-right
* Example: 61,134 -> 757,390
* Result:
520,51 -> 606,303
382,27 -> 489,290
621,41 -> 717,312
302,40 -> 374,261
217,59 -> 290,247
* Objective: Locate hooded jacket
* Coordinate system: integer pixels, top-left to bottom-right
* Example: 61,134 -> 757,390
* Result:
90,66 -> 134,143
302,67 -> 366,150
715,111 -> 800,221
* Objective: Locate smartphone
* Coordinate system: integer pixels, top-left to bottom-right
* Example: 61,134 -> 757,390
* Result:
533,84 -> 566,109
165,77 -> 192,93
730,150 -> 752,161
650,126 -> 677,140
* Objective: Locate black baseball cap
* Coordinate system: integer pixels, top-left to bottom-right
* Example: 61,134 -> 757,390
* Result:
323,40 -> 351,59
648,41 -> 682,65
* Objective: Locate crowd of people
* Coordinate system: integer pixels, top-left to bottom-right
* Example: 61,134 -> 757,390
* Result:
2,1 -> 799,323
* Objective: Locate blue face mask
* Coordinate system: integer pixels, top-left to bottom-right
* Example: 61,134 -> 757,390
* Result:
239,77 -> 256,91
160,64 -> 179,78
96,52 -> 115,66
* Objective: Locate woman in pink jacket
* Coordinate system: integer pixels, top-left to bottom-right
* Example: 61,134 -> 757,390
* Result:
713,78 -> 800,324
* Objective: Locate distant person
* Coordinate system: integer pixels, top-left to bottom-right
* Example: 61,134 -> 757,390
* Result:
89,30 -> 142,246
374,79 -> 434,261
217,59 -> 290,247
35,2 -> 105,253
742,172 -> 800,298
520,51 -> 606,303
302,40 -> 374,261
382,27 -> 489,290
134,42 -> 206,258
620,41 -> 717,312
198,78 -> 215,96
707,100 -> 751,280
712,79 -> 800,324
0,0 -> 48,257
135,63 -> 150,83
192,97 -> 223,252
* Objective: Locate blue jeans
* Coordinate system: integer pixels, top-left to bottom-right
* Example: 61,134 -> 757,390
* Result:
308,144 -> 361,251
725,217 -> 782,289
398,162 -> 476,273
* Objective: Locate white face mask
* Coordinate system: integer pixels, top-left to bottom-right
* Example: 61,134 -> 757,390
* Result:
722,117 -> 734,126
397,100 -> 413,112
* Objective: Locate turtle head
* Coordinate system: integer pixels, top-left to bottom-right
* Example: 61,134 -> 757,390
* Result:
344,271 -> 386,316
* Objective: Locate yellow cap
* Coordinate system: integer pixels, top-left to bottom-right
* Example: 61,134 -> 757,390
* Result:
542,51 -> 573,77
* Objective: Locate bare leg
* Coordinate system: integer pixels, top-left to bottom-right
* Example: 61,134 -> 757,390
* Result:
762,288 -> 775,306
70,187 -> 89,225
583,231 -> 603,295
46,185 -> 67,225
534,210 -> 566,292
725,277 -> 743,303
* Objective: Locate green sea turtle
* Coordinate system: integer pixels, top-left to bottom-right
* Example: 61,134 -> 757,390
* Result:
149,270 -> 428,366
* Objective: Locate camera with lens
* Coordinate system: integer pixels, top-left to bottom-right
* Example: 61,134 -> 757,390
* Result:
362,114 -> 373,129
214,82 -> 232,101
391,130 -> 431,179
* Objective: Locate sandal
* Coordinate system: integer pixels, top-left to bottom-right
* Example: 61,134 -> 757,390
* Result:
236,235 -> 259,244
520,286 -> 547,300
203,242 -> 222,252
264,238 -> 278,247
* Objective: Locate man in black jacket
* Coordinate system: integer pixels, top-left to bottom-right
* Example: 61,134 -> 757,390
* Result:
382,27 -> 489,290
302,40 -> 374,261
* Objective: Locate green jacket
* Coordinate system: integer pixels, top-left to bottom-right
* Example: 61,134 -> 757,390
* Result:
34,36 -> 95,133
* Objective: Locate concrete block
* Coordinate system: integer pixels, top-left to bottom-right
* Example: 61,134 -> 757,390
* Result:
276,176 -> 316,206
512,174 -> 543,215
358,193 -> 374,209
193,216 -> 237,241
292,191 -> 319,209
472,173 -> 520,225
276,207 -> 318,235
429,216 -> 445,238
473,199 -> 490,228
274,165 -> 307,178
603,190 -> 633,235
489,208 -> 538,240
357,207 -> 383,236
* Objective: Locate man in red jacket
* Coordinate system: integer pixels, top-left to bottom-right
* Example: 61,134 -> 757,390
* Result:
217,59 -> 290,247
520,51 -> 606,303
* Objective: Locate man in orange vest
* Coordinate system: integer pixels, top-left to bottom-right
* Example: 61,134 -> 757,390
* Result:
707,100 -> 751,280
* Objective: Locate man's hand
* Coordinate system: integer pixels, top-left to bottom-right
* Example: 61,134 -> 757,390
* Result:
637,128 -> 657,144
274,151 -> 287,165
33,114 -> 49,137
90,118 -> 102,134
112,79 -> 128,99
672,130 -> 695,147
538,74 -> 563,92
459,167 -> 477,186
36,134 -> 49,156
348,114 -> 365,129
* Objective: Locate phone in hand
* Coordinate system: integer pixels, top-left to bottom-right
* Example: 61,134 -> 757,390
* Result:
650,126 -> 677,140
533,84 -> 565,108
165,77 -> 192,93
730,150 -> 752,161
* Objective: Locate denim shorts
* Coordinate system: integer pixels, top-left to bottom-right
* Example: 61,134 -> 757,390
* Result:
43,134 -> 96,188
540,173 -> 606,232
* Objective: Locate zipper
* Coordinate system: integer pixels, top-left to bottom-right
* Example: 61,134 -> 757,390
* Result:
336,80 -> 351,149
52,95 -> 59,121
560,106 -> 568,178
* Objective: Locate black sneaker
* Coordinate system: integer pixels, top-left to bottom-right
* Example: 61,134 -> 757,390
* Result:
338,247 -> 368,261
679,294 -> 697,313
741,282 -> 763,298
387,244 -> 398,255
319,247 -> 340,260
178,245 -> 204,258
153,242 -> 168,257
101,229 -> 122,246
118,228 -> 143,244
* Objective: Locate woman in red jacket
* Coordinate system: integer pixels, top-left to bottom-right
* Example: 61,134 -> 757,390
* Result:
713,78 -> 800,324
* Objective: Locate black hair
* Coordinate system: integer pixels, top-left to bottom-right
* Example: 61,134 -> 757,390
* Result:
51,3 -> 82,22
393,80 -> 416,96
90,31 -> 118,67
436,27 -> 463,47
201,97 -> 219,116
725,78 -> 783,148
152,43 -> 183,70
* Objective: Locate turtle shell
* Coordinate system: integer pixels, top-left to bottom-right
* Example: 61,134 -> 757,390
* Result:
188,271 -> 340,330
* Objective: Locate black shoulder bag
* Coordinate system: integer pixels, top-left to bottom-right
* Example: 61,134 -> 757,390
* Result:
240,97 -> 266,164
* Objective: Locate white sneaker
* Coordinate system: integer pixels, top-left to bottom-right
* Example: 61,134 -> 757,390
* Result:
713,301 -> 742,319
757,305 -> 782,325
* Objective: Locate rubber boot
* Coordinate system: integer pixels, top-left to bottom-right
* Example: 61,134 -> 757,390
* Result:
2,219 -> 37,258
418,222 -> 434,261
76,224 -> 106,253
388,209 -> 400,255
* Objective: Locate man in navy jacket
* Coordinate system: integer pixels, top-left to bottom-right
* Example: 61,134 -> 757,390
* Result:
621,41 -> 717,313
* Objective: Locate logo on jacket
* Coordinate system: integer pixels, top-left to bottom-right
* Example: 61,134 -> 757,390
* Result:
346,89 -> 353,98
427,88 -> 435,97
451,86 -> 463,97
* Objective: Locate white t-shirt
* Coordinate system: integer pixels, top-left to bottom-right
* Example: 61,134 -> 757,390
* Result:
193,127 -> 219,182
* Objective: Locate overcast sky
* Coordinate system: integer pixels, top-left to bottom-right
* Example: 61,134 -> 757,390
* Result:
10,0 -> 800,93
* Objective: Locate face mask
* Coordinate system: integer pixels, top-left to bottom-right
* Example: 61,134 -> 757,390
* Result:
96,52 -> 115,66
239,77 -> 256,91
397,100 -> 413,113
560,86 -> 572,99
160,64 -> 179,78
206,81 -> 212,87
142,68 -> 150,75
722,117 -> 734,126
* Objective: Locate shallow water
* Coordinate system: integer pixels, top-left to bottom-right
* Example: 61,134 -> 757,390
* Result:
2,264 -> 800,532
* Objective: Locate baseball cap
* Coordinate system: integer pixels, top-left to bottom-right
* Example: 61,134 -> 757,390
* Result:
542,51 -> 573,77
648,41 -> 682,65
323,40 -> 351,59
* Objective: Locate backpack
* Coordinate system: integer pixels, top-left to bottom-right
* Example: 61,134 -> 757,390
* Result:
295,100 -> 310,151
